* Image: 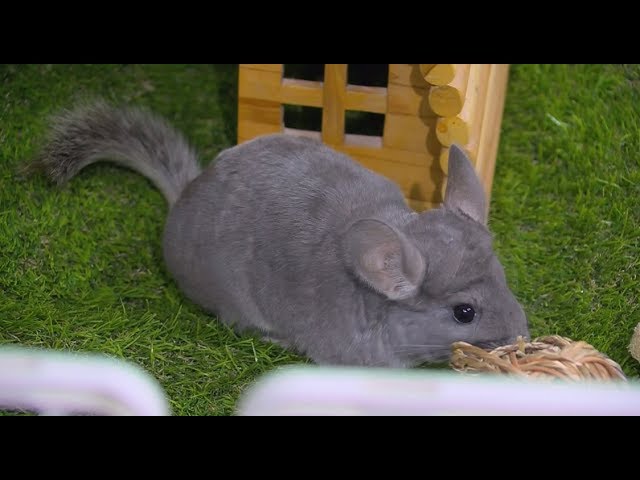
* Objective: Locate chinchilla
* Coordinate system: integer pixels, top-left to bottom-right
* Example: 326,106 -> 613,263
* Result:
30,101 -> 528,367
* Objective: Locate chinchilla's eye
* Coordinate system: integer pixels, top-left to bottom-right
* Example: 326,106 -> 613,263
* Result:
453,304 -> 476,324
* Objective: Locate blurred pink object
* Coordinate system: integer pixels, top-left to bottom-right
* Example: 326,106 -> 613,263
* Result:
0,346 -> 170,416
237,366 -> 640,416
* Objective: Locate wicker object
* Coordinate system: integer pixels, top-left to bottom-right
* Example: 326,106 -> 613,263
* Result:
450,335 -> 626,381
629,323 -> 640,362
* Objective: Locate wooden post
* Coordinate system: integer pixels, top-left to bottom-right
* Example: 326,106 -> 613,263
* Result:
461,64 -> 491,159
322,64 -> 348,145
434,64 -> 490,149
427,64 -> 470,117
420,64 -> 456,86
237,64 -> 284,144
475,64 -> 510,204
435,116 -> 469,147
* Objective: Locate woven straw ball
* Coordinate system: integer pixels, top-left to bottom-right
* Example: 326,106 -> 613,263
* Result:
629,323 -> 640,362
450,335 -> 626,381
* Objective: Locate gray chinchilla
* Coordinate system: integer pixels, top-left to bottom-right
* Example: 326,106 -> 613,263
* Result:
31,101 -> 528,367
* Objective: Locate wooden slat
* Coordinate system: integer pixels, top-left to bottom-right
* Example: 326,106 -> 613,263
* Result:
463,64 -> 491,158
238,68 -> 283,103
338,143 -> 435,167
427,64 -> 471,117
437,65 -> 491,172
439,147 -> 450,173
322,64 -> 348,145
266,131 -> 434,168
280,78 -> 323,107
434,64 -> 490,149
237,120 -> 283,141
353,155 -> 443,203
238,98 -> 282,126
283,127 -> 322,141
344,85 -> 387,113
240,69 -> 324,109
240,64 -> 283,73
388,64 -> 429,88
236,135 -> 440,211
475,64 -> 510,204
387,83 -> 435,117
422,64 -> 456,86
440,177 -> 448,201
383,113 -> 440,154
343,133 -> 383,149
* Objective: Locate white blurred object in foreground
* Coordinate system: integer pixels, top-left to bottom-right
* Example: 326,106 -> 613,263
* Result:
237,366 -> 640,416
0,346 -> 170,416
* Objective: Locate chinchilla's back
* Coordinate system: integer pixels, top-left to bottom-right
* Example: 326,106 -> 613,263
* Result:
163,134 -> 413,336
163,134 -> 527,366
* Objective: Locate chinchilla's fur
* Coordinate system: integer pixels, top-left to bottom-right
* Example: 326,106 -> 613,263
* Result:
31,101 -> 529,367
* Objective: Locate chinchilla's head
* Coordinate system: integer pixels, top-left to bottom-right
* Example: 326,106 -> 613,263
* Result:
342,145 -> 529,367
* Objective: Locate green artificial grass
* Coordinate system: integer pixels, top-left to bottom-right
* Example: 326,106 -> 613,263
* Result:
492,64 -> 640,376
1,64 -> 639,415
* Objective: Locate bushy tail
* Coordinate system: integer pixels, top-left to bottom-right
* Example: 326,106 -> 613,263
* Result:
31,101 -> 202,205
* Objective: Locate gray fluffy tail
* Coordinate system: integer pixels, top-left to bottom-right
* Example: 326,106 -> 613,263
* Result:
32,101 -> 202,205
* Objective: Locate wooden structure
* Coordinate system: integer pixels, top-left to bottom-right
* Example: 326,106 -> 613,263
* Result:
237,64 -> 509,212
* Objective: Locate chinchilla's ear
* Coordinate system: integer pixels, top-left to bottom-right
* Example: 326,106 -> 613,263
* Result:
343,219 -> 426,300
444,144 -> 487,225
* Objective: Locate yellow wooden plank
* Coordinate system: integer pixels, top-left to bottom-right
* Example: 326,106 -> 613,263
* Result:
433,64 -> 489,148
462,64 -> 491,156
238,68 -> 283,103
344,85 -> 387,114
427,64 -> 471,117
239,130 -> 442,204
383,113 -> 440,154
322,64 -> 348,145
440,176 -> 448,200
338,142 -> 435,167
440,147 -> 450,173
257,129 -> 434,168
240,70 -> 324,108
475,64 -> 510,203
437,65 -> 491,171
280,78 -> 323,107
352,154 -> 443,203
388,64 -> 429,88
238,120 -> 283,140
240,64 -> 283,73
277,129 -> 436,168
342,133 -> 383,149
237,134 -> 441,210
238,98 -> 282,126
283,127 -> 322,141
387,83 -> 436,117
